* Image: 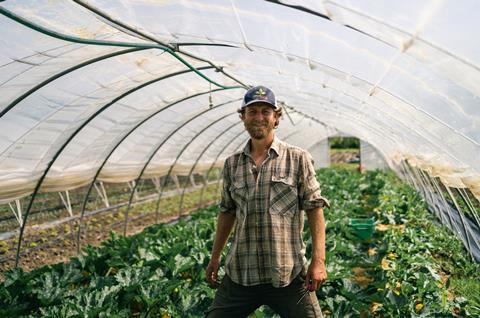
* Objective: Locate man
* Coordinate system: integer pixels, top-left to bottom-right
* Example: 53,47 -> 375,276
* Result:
206,86 -> 329,317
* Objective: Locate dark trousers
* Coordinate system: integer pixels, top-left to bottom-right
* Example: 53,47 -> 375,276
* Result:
206,274 -> 323,318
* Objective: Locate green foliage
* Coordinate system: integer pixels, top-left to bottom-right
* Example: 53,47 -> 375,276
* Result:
329,137 -> 360,149
0,207 -> 219,317
313,168 -> 480,317
1,169 -> 478,317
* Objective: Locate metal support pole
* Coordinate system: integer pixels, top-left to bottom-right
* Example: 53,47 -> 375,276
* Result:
214,140 -> 247,199
75,95 -> 241,254
122,102 -> 239,235
406,164 -> 444,224
419,170 -> 450,226
415,169 -> 435,207
93,182 -> 107,207
149,110 -> 239,225
58,190 -> 73,217
189,174 -> 197,188
412,167 -> 445,224
177,121 -> 242,214
72,0 -> 249,89
198,133 -> 248,208
170,174 -> 181,191
100,181 -> 110,207
12,67 -> 220,265
423,172 -> 450,226
399,161 -> 415,188
75,88 -> 241,253
430,176 -> 465,238
444,187 -> 476,261
8,199 -> 23,227
403,161 -> 422,192
127,181 -> 139,201
457,188 -> 480,229
151,177 -> 161,193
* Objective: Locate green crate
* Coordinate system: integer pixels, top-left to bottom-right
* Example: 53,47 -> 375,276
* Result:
349,217 -> 375,240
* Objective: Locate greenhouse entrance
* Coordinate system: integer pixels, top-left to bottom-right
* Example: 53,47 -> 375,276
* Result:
328,136 -> 360,170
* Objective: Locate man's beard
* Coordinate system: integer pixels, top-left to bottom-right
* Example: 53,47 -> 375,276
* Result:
245,121 -> 274,140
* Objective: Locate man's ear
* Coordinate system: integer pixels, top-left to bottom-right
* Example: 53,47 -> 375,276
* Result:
274,112 -> 281,128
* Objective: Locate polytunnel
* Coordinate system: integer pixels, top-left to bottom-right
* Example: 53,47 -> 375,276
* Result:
0,1 -> 479,317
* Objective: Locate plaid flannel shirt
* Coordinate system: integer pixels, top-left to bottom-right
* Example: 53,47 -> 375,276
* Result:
219,137 -> 330,287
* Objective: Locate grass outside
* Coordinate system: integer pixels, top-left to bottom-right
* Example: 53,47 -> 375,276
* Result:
330,148 -> 359,153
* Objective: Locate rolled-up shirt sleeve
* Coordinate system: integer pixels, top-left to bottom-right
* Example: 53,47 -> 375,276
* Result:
218,159 -> 236,215
298,151 -> 330,211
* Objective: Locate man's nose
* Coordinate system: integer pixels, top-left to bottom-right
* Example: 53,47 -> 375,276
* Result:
252,112 -> 266,120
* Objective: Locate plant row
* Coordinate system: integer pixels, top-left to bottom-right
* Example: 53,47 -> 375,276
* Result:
0,168 -> 478,317
313,169 -> 479,317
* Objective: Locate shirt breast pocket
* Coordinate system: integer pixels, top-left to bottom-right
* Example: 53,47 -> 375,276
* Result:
270,175 -> 298,217
229,178 -> 248,211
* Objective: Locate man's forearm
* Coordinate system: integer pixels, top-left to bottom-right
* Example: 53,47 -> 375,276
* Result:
306,207 -> 326,264
211,212 -> 236,261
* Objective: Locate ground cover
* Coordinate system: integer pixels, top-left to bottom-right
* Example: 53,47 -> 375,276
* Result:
313,169 -> 479,317
0,168 -> 478,317
329,148 -> 360,172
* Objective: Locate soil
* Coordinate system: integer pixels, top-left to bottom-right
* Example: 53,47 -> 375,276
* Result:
330,150 -> 360,164
0,198 -> 216,276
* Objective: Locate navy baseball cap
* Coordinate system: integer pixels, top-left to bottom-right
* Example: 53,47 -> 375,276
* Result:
241,85 -> 278,110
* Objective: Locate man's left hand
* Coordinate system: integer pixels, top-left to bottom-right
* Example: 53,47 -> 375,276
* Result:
305,260 -> 327,291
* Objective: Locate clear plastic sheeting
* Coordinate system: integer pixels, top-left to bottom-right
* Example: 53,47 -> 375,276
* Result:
360,140 -> 388,171
308,139 -> 331,169
0,0 -> 153,45
0,2 -> 478,227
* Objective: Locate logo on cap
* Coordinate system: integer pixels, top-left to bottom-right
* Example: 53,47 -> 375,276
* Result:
242,85 -> 277,109
254,88 -> 267,99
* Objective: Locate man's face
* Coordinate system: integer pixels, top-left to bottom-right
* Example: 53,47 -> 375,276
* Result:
241,103 -> 278,140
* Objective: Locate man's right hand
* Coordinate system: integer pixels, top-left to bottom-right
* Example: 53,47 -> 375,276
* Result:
206,258 -> 221,288
206,212 -> 235,288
